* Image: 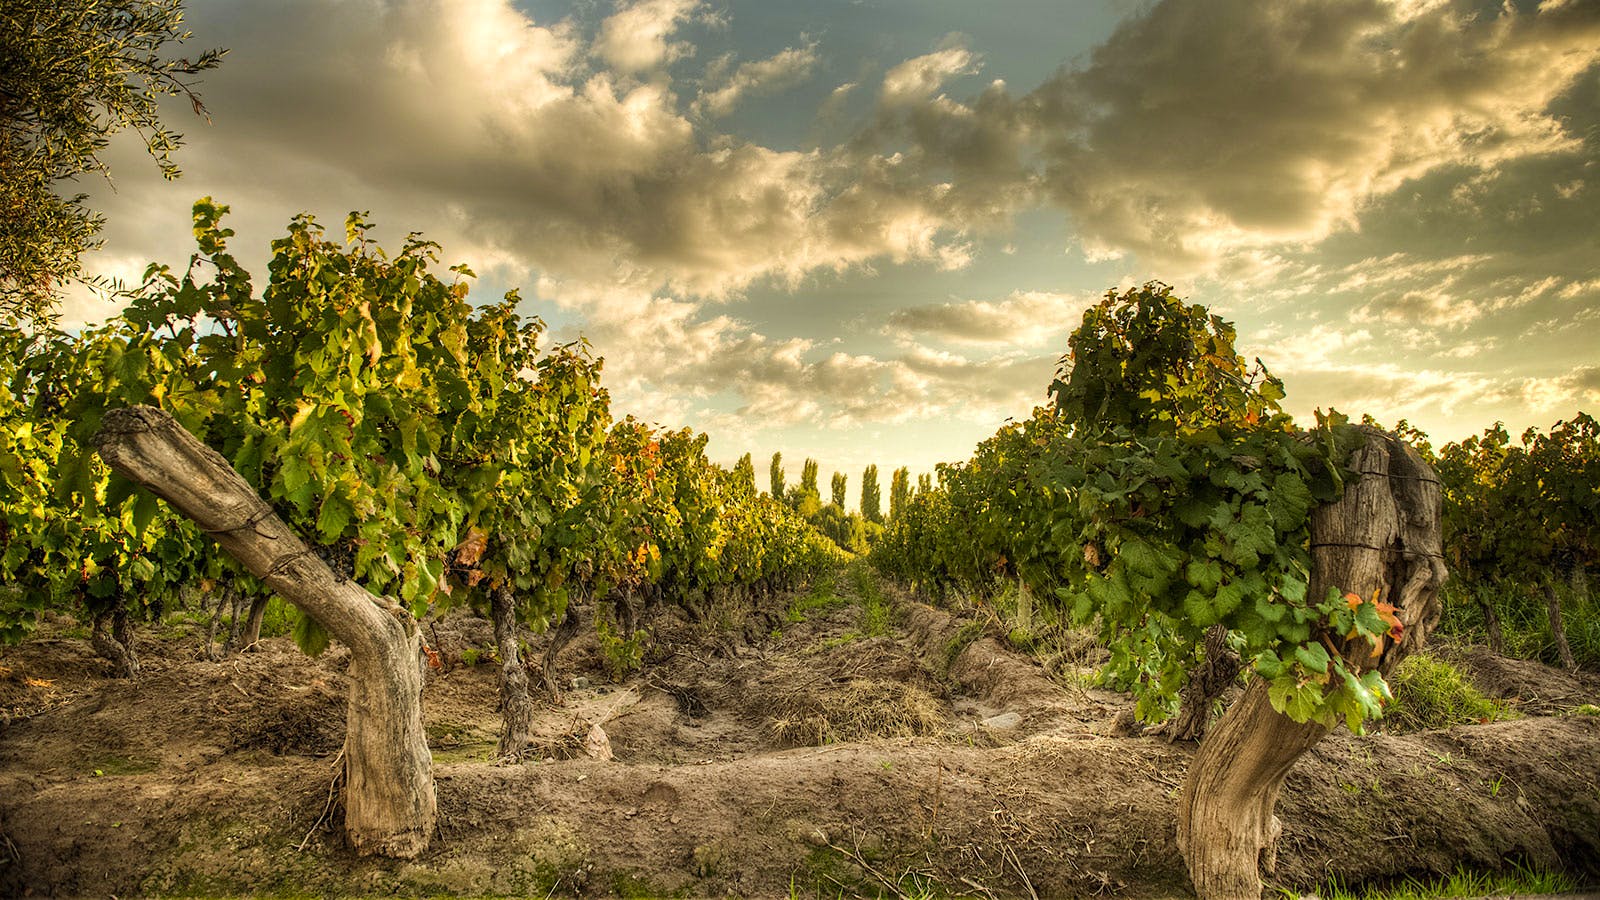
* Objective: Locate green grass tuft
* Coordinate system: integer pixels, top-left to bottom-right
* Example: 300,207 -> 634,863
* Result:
941,621 -> 985,675
1381,652 -> 1515,732
787,574 -> 846,623
1437,578 -> 1600,669
1303,863 -> 1578,900
851,563 -> 892,637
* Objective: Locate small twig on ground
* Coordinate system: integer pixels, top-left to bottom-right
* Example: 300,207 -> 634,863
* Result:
1148,769 -> 1181,791
589,689 -> 642,726
0,818 -> 21,867
924,761 -> 944,840
958,874 -> 999,900
988,804 -> 1041,900
816,868 -> 863,898
1001,840 -> 1039,900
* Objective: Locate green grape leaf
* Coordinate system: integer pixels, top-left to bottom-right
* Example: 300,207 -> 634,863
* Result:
292,611 -> 331,657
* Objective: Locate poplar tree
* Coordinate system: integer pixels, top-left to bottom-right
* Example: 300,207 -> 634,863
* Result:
861,465 -> 882,523
769,452 -> 785,499
889,467 -> 910,521
830,472 -> 847,509
733,453 -> 755,492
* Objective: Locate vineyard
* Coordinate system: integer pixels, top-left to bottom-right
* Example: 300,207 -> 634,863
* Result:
2,213 -> 1599,899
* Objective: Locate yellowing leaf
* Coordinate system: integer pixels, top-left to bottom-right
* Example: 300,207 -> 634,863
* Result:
289,400 -> 315,432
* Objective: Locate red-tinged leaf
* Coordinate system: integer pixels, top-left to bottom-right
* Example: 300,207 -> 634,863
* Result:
1374,598 -> 1404,641
453,526 -> 488,567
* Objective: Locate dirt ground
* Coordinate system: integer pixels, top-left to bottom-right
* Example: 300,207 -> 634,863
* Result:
2,568 -> 1599,899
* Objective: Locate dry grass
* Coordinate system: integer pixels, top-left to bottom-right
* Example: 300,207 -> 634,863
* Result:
765,677 -> 947,746
744,635 -> 951,747
0,661 -> 72,725
528,716 -> 600,761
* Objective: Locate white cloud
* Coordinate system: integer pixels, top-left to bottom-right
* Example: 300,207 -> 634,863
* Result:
1521,365 -> 1600,412
532,274 -> 1056,437
65,0 -> 1600,462
1278,361 -> 1502,427
886,290 -> 1095,347
595,0 -> 704,74
695,42 -> 820,117
1254,323 -> 1375,374
81,0 -> 995,306
881,44 -> 980,106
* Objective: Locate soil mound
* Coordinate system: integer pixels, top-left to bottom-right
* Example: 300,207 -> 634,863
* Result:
1446,644 -> 1600,714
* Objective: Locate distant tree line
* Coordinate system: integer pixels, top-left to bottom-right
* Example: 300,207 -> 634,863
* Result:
751,453 -> 941,555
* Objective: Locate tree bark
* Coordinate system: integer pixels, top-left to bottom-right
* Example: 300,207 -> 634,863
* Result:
491,585 -> 536,758
1015,577 -> 1034,636
1544,579 -> 1577,671
90,606 -> 139,678
238,594 -> 270,651
1478,591 -> 1504,656
204,583 -> 232,661
616,587 -> 641,637
541,601 -> 583,704
1178,680 -> 1330,898
92,405 -> 435,858
1163,624 -> 1239,743
1177,428 -> 1447,899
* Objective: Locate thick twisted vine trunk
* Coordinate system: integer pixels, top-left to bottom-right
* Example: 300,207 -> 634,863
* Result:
542,601 -> 585,704
239,594 -> 270,651
92,406 -> 435,858
89,605 -> 139,677
1162,624 -> 1240,743
491,585 -> 536,758
1178,428 -> 1447,899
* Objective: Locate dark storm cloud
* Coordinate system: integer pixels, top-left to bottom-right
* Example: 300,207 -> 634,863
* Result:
1023,0 -> 1600,269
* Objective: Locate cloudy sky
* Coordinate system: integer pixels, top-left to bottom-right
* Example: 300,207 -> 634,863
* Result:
73,0 -> 1600,493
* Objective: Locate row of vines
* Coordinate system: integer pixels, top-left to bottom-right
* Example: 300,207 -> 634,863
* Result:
869,292 -> 1599,696
1435,416 -> 1600,668
871,283 -> 1404,731
0,209 -> 1588,894
0,201 -> 842,848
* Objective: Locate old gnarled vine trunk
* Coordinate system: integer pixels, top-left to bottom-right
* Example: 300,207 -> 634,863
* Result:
93,406 -> 436,858
1162,623 -> 1240,743
1177,428 -> 1447,899
491,585 -> 537,758
89,605 -> 140,677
